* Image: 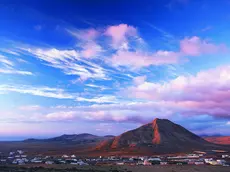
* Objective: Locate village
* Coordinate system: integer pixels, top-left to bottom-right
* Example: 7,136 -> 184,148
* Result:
0,149 -> 230,167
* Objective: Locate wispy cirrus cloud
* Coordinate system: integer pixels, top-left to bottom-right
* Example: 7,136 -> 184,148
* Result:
0,55 -> 14,67
0,84 -> 74,99
67,28 -> 99,41
76,95 -> 117,103
0,54 -> 33,75
0,83 -> 123,104
85,84 -> 108,90
20,47 -> 108,81
0,69 -> 33,75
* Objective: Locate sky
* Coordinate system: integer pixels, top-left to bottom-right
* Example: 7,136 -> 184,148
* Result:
1,0 -> 230,140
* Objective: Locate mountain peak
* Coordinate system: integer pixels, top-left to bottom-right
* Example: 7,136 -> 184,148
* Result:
152,118 -> 159,123
151,118 -> 171,124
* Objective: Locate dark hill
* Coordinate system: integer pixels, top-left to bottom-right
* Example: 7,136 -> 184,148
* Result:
96,118 -> 226,154
203,136 -> 230,145
24,133 -> 114,145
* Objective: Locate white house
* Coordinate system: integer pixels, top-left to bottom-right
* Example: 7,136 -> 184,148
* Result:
9,152 -> 15,156
71,160 -> 89,165
160,162 -> 168,165
195,161 -> 204,165
217,159 -> 226,165
222,155 -> 229,158
17,150 -> 24,154
45,161 -> 54,165
143,159 -> 152,166
62,155 -> 69,158
148,157 -> 161,161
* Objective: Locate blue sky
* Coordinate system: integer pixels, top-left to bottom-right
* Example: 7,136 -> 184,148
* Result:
1,0 -> 230,140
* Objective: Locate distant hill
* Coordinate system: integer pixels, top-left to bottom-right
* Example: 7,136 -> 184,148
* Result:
95,118 -> 225,154
24,133 -> 114,145
203,136 -> 230,145
200,134 -> 223,137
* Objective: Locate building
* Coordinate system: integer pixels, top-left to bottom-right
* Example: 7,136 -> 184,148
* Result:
160,162 -> 168,165
45,161 -> 54,165
143,160 -> 152,166
195,161 -> 204,165
62,155 -> 69,158
222,155 -> 229,158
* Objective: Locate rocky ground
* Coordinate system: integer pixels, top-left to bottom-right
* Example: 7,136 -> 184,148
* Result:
0,165 -> 229,172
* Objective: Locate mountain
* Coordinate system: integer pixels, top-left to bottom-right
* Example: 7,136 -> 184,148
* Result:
200,134 -> 223,137
203,136 -> 230,145
95,118 -> 225,154
24,133 -> 114,145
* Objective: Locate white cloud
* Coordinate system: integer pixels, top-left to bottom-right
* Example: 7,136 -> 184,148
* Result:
85,84 -> 108,90
19,105 -> 42,111
0,54 -> 14,67
227,121 -> 230,125
0,54 -> 33,75
46,111 -> 76,121
0,69 -> 33,75
0,49 -> 20,56
21,47 -> 108,81
27,48 -> 80,63
0,84 -> 74,99
76,96 -> 117,103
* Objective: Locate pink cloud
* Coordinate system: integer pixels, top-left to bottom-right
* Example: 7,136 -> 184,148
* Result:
105,24 -> 137,48
67,28 -> 99,41
111,50 -> 180,69
124,65 -> 230,118
109,36 -> 226,69
180,36 -> 226,56
67,28 -> 103,58
133,76 -> 147,85
81,42 -> 102,58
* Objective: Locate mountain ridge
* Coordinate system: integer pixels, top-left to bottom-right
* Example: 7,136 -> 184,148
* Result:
24,133 -> 114,144
203,136 -> 230,145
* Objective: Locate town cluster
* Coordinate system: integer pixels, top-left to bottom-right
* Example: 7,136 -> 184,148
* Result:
0,150 -> 230,167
